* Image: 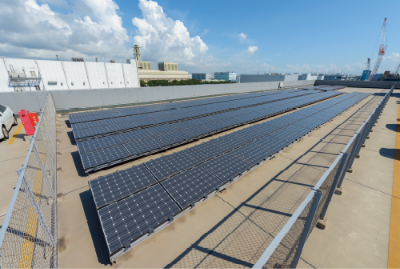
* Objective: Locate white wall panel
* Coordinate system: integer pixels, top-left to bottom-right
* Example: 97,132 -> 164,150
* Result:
3,58 -> 44,91
0,58 -> 10,92
126,59 -> 140,87
36,60 -> 69,90
105,63 -> 125,88
122,62 -> 139,88
85,62 -> 108,89
61,62 -> 90,90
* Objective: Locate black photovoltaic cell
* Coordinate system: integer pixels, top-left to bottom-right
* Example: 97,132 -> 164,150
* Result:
183,141 -> 225,163
123,137 -> 164,156
90,164 -> 157,209
98,184 -> 181,254
201,153 -> 251,183
161,166 -> 222,209
135,118 -> 159,128
81,145 -> 130,169
211,134 -> 247,152
74,126 -> 109,139
77,136 -> 121,154
231,143 -> 272,166
147,124 -> 177,135
233,125 -> 264,141
158,130 -> 191,145
71,120 -> 104,131
106,122 -> 137,133
145,151 -> 198,181
181,125 -> 210,138
254,135 -> 289,154
114,129 -> 153,144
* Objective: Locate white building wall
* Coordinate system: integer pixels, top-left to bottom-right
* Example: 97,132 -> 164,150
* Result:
85,62 -> 109,89
105,63 -> 125,88
0,59 -> 10,92
122,63 -> 138,88
0,57 -> 140,92
129,60 -> 139,87
3,58 -> 44,91
36,60 -> 69,90
62,62 -> 90,90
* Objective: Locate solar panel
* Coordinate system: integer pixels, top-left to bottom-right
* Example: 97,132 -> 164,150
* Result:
211,134 -> 247,152
74,126 -> 109,140
231,142 -> 272,167
123,137 -> 165,157
161,166 -> 222,209
98,184 -> 181,255
71,120 -> 104,131
89,164 -> 158,209
183,140 -> 225,163
106,122 -> 137,133
114,129 -> 153,144
181,125 -> 210,138
158,130 -> 192,146
201,153 -> 251,183
81,145 -> 130,170
77,136 -> 121,154
147,124 -> 178,136
144,151 -> 198,181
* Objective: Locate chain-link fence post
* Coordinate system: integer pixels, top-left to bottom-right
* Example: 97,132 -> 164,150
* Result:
319,153 -> 348,220
290,190 -> 322,268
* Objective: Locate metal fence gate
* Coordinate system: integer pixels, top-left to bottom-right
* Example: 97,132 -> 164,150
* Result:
0,94 -> 58,268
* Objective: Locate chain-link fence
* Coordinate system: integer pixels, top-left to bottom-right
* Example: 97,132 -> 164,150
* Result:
0,93 -> 58,268
253,85 -> 395,269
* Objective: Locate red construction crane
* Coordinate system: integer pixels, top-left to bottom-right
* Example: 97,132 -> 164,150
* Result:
370,18 -> 387,81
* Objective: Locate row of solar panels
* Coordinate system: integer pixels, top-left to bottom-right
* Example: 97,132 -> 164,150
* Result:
70,89 -> 312,140
78,91 -> 342,172
69,88 -> 303,124
303,85 -> 345,92
90,92 -> 370,256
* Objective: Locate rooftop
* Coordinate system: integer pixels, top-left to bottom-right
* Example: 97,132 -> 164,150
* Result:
0,85 -> 398,268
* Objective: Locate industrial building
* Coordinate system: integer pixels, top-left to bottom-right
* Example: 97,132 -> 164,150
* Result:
158,62 -> 178,71
214,72 -> 237,82
192,73 -> 215,80
0,57 -> 140,92
298,73 -> 324,80
239,73 -> 299,83
361,70 -> 372,81
324,74 -> 358,81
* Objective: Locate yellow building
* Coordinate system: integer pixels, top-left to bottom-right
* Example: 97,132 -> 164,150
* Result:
138,69 -> 189,82
158,62 -> 178,71
137,61 -> 151,70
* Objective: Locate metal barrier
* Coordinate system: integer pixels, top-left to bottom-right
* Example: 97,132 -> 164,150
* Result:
0,94 -> 58,268
253,85 -> 394,268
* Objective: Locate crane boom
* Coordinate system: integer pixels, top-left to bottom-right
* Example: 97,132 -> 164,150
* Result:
370,18 -> 387,81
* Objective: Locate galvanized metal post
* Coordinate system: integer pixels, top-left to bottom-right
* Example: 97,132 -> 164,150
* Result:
320,153 -> 348,220
290,190 -> 322,268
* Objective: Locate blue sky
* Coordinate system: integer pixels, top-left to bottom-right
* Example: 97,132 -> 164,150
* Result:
0,0 -> 399,74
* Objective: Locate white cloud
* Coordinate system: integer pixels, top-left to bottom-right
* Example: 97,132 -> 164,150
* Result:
0,0 -> 129,61
246,46 -> 258,55
239,32 -> 247,42
132,0 -> 208,65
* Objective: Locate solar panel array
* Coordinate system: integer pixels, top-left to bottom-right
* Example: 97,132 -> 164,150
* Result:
302,85 -> 345,92
69,90 -> 296,125
89,91 -> 370,256
77,90 -> 343,172
71,89 -> 311,141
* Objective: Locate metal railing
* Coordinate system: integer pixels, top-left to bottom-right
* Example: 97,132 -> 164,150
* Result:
0,93 -> 58,268
253,85 -> 394,268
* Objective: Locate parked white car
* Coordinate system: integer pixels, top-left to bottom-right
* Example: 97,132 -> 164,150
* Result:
0,103 -> 18,140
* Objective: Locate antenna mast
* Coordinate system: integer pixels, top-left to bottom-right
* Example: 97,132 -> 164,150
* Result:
370,18 -> 387,81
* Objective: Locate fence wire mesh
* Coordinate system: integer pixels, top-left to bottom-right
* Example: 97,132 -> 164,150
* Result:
0,94 -> 57,269
259,86 -> 394,268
